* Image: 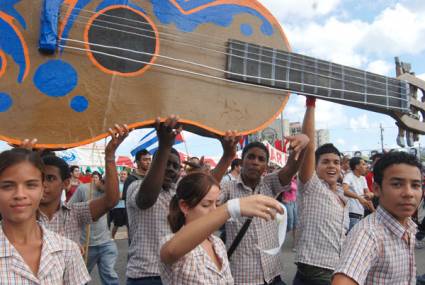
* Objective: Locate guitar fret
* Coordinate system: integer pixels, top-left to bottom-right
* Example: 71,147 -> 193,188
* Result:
300,56 -> 305,93
314,58 -> 318,96
385,77 -> 389,109
258,45 -> 263,84
286,52 -> 291,90
243,42 -> 248,82
341,65 -> 345,99
328,62 -> 333,98
225,39 -> 410,114
363,70 -> 368,104
271,48 -> 276,87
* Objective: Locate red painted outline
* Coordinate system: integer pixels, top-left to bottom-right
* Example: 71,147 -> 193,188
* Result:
169,0 -> 291,51
83,5 -> 160,77
0,50 -> 6,78
0,12 -> 30,81
59,0 -> 78,40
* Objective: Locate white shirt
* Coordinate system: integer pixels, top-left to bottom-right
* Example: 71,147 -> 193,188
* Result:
343,172 -> 368,215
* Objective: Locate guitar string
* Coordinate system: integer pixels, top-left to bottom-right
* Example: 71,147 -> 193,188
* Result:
61,11 -> 404,90
58,42 -> 409,110
64,18 -> 405,94
62,37 -> 407,102
62,4 -> 242,43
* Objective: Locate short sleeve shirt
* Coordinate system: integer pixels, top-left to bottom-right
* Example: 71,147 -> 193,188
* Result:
334,206 -> 417,285
219,172 -> 289,284
126,179 -> 175,278
159,234 -> 234,285
68,184 -> 112,246
38,201 -> 93,244
343,172 -> 368,215
296,173 -> 349,270
0,225 -> 90,284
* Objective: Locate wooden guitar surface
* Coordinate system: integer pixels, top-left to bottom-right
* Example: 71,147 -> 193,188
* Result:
0,0 -> 291,148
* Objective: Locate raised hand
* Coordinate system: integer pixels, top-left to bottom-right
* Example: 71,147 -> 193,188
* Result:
285,134 -> 310,160
11,138 -> 38,150
239,194 -> 284,221
155,115 -> 183,148
105,124 -> 130,158
220,130 -> 240,157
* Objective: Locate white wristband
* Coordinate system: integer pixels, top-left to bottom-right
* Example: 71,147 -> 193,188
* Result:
227,198 -> 241,220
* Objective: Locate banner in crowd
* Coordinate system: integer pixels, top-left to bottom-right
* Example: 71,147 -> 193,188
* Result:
263,141 -> 287,167
56,143 -> 105,167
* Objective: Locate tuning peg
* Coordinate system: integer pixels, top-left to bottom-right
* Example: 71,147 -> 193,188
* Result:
396,135 -> 405,148
406,131 -> 414,147
396,125 -> 406,148
414,133 -> 420,142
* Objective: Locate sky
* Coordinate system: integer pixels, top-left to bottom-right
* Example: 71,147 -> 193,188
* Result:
1,0 -> 425,159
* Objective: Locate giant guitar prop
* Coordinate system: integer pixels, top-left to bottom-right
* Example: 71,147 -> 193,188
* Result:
0,0 -> 424,148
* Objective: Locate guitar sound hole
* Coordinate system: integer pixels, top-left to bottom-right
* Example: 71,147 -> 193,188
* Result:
86,7 -> 158,75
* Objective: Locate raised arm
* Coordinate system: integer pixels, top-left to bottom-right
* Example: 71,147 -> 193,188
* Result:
136,116 -> 182,210
160,194 -> 283,265
298,98 -> 316,184
342,183 -> 375,212
89,124 -> 129,221
277,130 -> 310,186
210,131 -> 239,182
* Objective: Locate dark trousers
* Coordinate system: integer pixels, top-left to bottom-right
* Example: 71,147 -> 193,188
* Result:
264,275 -> 287,285
292,263 -> 333,285
417,216 -> 425,240
127,276 -> 162,285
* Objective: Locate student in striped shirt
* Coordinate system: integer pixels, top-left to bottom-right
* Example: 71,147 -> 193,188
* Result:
333,152 -> 423,285
159,172 -> 283,285
0,148 -> 90,284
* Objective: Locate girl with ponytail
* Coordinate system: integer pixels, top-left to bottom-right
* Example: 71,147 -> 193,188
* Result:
160,172 -> 283,284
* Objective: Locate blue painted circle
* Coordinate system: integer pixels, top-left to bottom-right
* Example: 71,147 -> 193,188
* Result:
240,24 -> 253,36
33,60 -> 78,97
261,24 -> 274,36
70,96 -> 89,112
0,93 -> 12,112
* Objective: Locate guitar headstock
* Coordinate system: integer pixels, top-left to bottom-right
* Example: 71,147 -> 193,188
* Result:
394,57 -> 425,147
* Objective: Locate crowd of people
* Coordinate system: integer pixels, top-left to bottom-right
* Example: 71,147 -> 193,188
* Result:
0,99 -> 424,285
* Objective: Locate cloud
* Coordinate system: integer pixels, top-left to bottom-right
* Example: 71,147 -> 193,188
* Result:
282,17 -> 369,67
366,60 -> 392,75
284,95 -> 349,129
262,2 -> 425,71
335,138 -> 346,150
359,4 -> 425,56
349,113 -> 371,130
259,0 -> 341,20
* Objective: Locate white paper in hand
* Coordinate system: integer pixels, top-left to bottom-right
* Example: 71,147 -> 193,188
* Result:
262,203 -> 287,255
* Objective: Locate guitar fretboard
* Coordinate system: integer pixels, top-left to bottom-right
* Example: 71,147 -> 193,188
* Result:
226,39 -> 409,114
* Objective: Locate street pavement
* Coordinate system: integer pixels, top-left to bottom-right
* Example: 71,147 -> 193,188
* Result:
90,230 -> 425,284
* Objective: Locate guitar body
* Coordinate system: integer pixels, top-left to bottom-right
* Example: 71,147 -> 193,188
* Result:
0,0 -> 290,148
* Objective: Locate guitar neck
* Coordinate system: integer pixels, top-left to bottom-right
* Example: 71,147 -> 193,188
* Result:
226,40 -> 410,115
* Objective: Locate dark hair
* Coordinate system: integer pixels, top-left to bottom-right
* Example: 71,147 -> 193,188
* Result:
370,153 -> 383,163
91,171 -> 102,179
315,143 -> 341,164
42,155 -> 71,181
230,158 -> 242,170
373,152 -> 422,186
135,149 -> 150,162
168,172 -> 219,233
70,165 -> 79,173
153,147 -> 181,164
242,142 -> 269,162
0,148 -> 44,179
39,149 -> 56,157
349,157 -> 362,171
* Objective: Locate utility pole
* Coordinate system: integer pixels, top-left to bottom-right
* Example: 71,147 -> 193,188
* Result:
380,124 -> 384,152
